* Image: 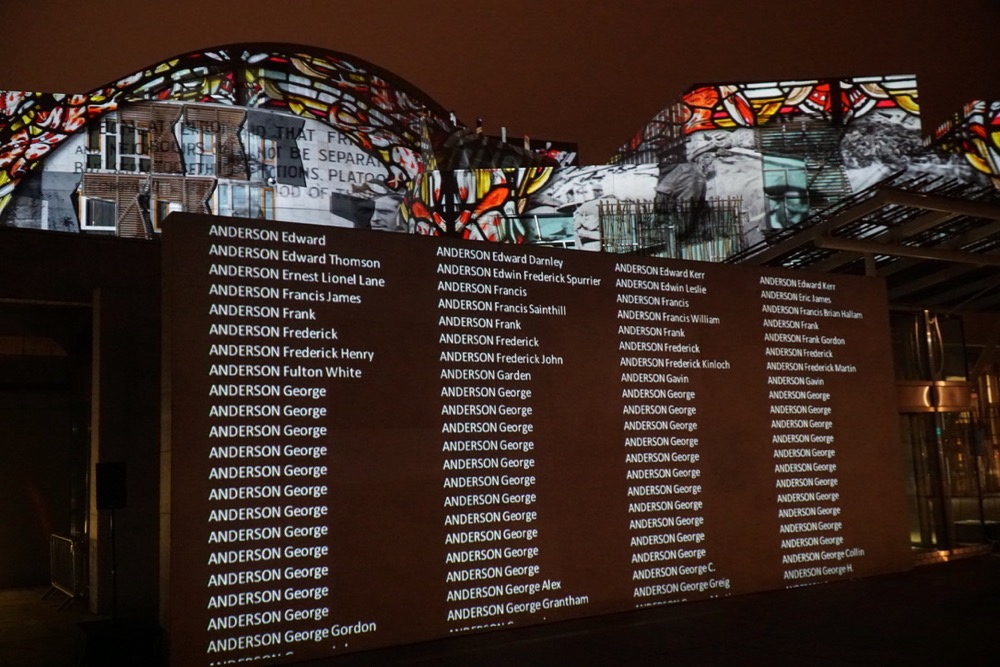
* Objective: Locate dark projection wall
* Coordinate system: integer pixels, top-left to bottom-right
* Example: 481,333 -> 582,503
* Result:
163,214 -> 910,665
0,227 -> 161,614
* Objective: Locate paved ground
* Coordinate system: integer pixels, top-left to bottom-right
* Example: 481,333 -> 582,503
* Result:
2,553 -> 998,666
0,588 -> 90,667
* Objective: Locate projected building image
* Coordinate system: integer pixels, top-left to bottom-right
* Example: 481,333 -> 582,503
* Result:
2,37 -> 1000,667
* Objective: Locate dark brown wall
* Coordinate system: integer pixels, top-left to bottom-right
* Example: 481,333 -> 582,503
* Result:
0,227 -> 161,615
89,287 -> 161,615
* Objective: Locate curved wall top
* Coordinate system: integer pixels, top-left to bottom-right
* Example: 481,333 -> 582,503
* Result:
928,100 -> 1000,188
0,43 -> 457,214
613,75 -> 921,164
1,56 -> 990,256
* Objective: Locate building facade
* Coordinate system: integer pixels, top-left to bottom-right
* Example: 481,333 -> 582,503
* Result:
2,42 -> 1000,661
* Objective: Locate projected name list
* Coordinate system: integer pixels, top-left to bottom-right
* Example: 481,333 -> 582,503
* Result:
165,216 -> 908,666
203,227 -> 382,657
436,245 -> 596,630
614,262 -> 733,604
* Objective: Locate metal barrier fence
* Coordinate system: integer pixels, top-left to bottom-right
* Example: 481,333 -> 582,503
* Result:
45,534 -> 86,608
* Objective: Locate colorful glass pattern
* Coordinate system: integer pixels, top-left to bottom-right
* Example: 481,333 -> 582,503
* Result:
931,100 -> 1000,187
615,75 -> 920,163
0,45 -> 454,214
401,167 -> 555,242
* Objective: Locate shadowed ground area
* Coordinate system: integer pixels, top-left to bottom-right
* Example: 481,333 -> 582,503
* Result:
1,553 -> 998,666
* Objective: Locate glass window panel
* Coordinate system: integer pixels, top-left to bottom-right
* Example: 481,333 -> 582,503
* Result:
251,185 -> 263,219
105,136 -> 117,170
85,198 -> 116,229
87,125 -> 100,149
200,151 -> 214,175
232,184 -> 249,218
938,316 -> 969,381
217,183 -> 232,217
121,129 -> 136,154
180,124 -> 197,172
262,188 -> 274,220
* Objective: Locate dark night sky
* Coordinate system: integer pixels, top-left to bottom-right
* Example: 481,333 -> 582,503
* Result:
4,0 -> 1000,163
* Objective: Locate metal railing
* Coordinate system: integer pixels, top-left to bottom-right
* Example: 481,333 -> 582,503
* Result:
599,197 -> 746,262
44,534 -> 86,609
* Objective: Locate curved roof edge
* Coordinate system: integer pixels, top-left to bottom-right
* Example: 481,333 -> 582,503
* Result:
1,42 -> 457,209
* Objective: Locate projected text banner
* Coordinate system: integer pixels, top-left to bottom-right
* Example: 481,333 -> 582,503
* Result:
163,214 -> 910,666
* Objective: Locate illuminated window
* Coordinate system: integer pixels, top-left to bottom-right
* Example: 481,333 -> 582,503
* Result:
232,183 -> 248,217
214,182 -> 274,220
179,122 -> 217,176
245,132 -> 277,183
261,188 -> 274,218
85,117 -> 150,173
82,198 -> 116,232
217,183 -> 232,217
